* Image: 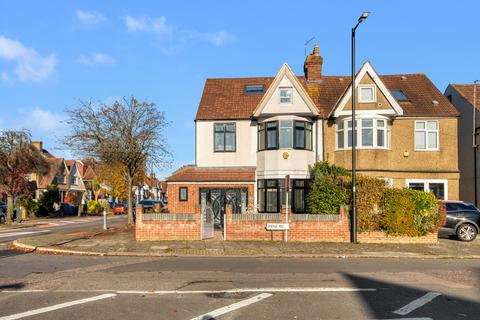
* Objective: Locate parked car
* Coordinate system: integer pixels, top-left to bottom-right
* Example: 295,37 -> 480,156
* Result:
59,202 -> 76,216
442,200 -> 480,241
0,202 -> 6,224
113,203 -> 127,214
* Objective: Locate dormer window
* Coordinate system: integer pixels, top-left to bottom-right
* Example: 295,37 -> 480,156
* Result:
359,85 -> 376,103
279,87 -> 293,104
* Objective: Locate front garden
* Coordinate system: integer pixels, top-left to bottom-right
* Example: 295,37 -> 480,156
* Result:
307,161 -> 445,237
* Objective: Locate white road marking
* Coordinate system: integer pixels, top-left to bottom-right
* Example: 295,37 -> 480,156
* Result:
189,293 -> 272,320
0,293 -> 116,320
393,292 -> 441,316
0,230 -> 50,239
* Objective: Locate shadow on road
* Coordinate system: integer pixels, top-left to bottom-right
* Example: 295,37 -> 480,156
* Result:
343,272 -> 480,319
0,249 -> 28,260
0,283 -> 25,290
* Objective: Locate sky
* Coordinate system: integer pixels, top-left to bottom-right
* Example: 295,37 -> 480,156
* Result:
0,1 -> 479,179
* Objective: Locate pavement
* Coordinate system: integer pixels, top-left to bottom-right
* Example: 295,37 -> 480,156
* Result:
9,226 -> 480,259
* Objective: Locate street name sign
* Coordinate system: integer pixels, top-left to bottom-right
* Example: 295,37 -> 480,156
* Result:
266,223 -> 290,231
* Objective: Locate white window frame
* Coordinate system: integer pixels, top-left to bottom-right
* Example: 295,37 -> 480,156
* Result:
335,116 -> 389,150
414,120 -> 439,151
405,179 -> 448,200
279,87 -> 293,104
358,84 -> 376,103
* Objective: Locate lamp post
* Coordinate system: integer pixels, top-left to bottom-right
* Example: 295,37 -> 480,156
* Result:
351,11 -> 370,243
473,80 -> 480,207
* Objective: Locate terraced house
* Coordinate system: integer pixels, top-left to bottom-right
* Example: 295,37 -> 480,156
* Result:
167,45 -> 459,228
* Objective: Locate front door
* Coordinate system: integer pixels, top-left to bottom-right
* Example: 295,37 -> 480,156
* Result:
200,188 -> 248,229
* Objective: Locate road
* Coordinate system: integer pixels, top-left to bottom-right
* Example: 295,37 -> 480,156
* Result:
0,248 -> 479,319
0,215 -> 127,246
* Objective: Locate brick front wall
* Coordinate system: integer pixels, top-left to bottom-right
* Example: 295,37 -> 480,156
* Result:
135,205 -> 201,241
225,207 -> 350,242
167,183 -> 255,214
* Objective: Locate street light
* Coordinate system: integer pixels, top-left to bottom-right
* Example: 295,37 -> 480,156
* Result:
351,11 -> 370,243
473,80 -> 480,207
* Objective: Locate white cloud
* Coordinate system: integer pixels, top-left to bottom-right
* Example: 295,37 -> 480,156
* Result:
124,15 -> 234,48
76,52 -> 116,66
18,107 -> 64,133
0,36 -> 56,82
1,72 -> 11,83
76,10 -> 106,26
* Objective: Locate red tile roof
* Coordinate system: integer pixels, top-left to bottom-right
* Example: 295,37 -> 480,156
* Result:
168,165 -> 255,182
450,84 -> 480,110
38,158 -> 65,189
195,74 -> 458,120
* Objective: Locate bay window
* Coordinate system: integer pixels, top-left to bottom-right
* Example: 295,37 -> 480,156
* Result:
257,179 -> 309,213
258,120 -> 313,151
336,118 -> 388,150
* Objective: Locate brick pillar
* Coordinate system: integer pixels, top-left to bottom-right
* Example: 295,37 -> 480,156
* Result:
136,204 -> 144,225
225,205 -> 232,241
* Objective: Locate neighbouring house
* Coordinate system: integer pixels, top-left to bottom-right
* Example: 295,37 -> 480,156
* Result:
166,44 -> 459,231
65,160 -> 87,205
134,173 -> 167,203
444,84 -> 479,204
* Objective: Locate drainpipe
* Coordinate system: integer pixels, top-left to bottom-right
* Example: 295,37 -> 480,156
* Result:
474,80 -> 479,206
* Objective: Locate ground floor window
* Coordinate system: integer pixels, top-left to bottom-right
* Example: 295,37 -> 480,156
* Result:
406,179 -> 447,200
257,179 -> 309,213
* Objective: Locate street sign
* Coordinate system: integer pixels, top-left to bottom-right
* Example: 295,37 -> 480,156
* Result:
266,223 -> 290,231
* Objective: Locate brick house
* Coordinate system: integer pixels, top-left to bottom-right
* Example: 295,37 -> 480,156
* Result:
163,45 -> 459,237
444,84 -> 479,205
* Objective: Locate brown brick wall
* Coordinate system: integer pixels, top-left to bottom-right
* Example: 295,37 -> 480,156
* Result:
167,183 -> 255,214
225,207 -> 350,242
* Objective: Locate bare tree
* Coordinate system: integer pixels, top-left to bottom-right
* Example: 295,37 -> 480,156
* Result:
0,130 -> 50,223
63,97 -> 171,225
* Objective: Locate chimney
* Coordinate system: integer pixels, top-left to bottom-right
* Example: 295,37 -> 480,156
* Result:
32,141 -> 43,152
304,44 -> 323,81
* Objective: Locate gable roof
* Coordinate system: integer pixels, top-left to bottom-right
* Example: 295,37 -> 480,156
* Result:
195,64 -> 458,120
449,84 -> 480,110
252,63 -> 319,117
330,61 -> 404,117
38,158 -> 67,189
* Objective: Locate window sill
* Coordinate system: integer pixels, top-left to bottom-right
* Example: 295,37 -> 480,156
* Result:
413,149 -> 440,152
334,147 -> 390,151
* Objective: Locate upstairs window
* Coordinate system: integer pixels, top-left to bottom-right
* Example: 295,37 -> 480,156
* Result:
415,121 -> 438,150
258,120 -> 312,151
336,118 -> 388,149
359,85 -> 376,103
214,123 -> 236,152
244,84 -> 265,94
279,87 -> 293,104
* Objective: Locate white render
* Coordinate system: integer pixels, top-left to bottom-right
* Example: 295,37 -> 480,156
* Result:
261,75 -> 312,115
195,120 -> 257,167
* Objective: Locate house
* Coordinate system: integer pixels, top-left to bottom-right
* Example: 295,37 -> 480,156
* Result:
166,44 -> 459,229
65,160 -> 87,204
444,84 -> 479,204
134,173 -> 167,204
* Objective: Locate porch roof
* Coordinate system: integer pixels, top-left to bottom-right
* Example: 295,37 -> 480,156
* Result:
168,165 -> 256,182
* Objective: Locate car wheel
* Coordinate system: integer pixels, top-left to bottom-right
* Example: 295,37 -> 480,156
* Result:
456,223 -> 477,241
0,215 -> 5,224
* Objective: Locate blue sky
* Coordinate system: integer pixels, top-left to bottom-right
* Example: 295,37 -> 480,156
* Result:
0,1 -> 479,178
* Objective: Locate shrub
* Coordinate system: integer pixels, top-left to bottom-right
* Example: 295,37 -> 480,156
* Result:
16,196 -> 40,218
355,176 -> 388,232
38,185 -> 61,216
307,161 -> 349,215
98,199 -> 110,212
409,189 -> 441,235
380,188 -> 418,236
87,200 -> 102,214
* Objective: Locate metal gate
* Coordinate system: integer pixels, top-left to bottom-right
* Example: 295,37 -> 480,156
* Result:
201,203 -> 214,240
200,188 -> 247,230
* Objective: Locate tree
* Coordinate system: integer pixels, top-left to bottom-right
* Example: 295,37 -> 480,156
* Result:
0,130 -> 50,223
64,97 -> 171,225
39,184 -> 61,215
